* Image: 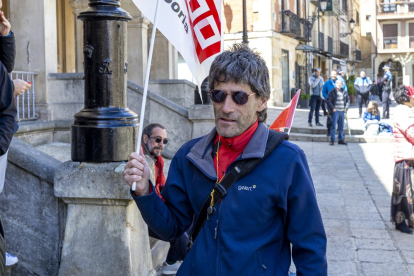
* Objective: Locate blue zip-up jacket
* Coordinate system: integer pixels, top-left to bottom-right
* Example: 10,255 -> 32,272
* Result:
354,77 -> 373,95
322,78 -> 338,99
363,111 -> 380,122
133,123 -> 327,276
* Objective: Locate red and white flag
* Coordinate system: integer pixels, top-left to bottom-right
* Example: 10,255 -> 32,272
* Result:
132,0 -> 223,86
269,90 -> 301,133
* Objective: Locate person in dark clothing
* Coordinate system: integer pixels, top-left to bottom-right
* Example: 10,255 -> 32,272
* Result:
354,71 -> 373,118
381,65 -> 392,119
308,68 -> 324,127
0,4 -> 17,272
371,78 -> 380,101
327,79 -> 349,145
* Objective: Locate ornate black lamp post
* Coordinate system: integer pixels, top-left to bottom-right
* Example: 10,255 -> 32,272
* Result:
71,0 -> 138,162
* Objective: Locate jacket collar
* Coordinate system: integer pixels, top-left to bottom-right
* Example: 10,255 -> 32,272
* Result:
186,122 -> 269,179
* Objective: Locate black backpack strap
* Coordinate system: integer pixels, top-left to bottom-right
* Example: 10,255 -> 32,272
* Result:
187,130 -> 288,250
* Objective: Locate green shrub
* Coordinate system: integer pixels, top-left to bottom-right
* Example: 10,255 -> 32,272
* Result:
347,75 -> 356,96
300,93 -> 311,100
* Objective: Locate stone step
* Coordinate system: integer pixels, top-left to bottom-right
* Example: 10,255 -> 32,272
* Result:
289,126 -> 364,135
288,132 -> 394,143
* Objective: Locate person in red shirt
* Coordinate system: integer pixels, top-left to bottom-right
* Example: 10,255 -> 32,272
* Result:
141,123 -> 187,275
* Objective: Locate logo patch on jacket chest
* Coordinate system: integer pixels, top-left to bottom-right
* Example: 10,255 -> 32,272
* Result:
238,185 -> 257,191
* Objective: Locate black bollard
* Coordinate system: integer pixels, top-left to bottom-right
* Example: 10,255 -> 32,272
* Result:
71,0 -> 138,162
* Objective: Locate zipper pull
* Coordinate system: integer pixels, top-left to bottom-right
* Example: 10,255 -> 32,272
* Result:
214,220 -> 219,240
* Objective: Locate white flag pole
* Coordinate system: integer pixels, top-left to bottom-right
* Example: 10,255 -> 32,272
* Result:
132,0 -> 161,191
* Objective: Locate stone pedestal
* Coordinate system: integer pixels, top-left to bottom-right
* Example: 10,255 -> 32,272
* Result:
188,105 -> 215,139
54,162 -> 155,276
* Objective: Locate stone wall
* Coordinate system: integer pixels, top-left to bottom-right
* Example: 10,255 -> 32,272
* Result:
47,73 -> 84,122
0,138 -> 65,276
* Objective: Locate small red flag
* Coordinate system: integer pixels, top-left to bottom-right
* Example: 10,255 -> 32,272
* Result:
269,89 -> 301,133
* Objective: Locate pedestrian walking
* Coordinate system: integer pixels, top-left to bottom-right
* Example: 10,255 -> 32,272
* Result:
308,68 -> 324,127
381,65 -> 392,119
391,85 -> 414,234
124,44 -> 327,276
326,79 -> 349,145
354,71 -> 373,118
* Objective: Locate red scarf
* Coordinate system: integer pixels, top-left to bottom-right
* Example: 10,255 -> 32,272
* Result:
213,120 -> 258,180
154,155 -> 166,201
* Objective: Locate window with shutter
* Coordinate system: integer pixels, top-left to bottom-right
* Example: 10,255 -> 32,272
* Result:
383,24 -> 398,49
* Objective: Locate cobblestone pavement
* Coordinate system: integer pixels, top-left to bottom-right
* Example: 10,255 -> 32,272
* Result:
297,141 -> 414,276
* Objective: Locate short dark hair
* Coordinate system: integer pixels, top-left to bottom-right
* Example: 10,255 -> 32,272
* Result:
143,123 -> 165,138
208,44 -> 270,122
394,85 -> 411,104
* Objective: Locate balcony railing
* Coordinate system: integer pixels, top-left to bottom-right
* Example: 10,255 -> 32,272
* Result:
11,71 -> 38,121
328,36 -> 333,54
383,36 -> 398,49
340,41 -> 349,57
378,1 -> 414,14
318,32 -> 325,51
355,49 -> 361,61
298,19 -> 312,42
280,10 -> 301,38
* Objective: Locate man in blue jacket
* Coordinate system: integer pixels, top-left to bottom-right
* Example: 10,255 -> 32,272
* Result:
354,71 -> 373,118
124,44 -> 327,276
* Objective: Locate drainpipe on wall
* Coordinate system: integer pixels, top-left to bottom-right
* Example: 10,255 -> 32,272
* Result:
373,1 -> 378,80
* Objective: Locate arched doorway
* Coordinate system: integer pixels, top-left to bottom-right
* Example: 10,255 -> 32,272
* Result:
378,61 -> 402,89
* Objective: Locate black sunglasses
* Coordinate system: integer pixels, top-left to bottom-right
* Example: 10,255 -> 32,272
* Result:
150,136 -> 168,145
209,89 -> 256,105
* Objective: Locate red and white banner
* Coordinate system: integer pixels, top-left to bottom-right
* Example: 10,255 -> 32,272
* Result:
132,0 -> 223,86
269,90 -> 301,133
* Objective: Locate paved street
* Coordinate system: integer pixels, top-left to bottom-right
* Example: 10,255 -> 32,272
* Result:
298,141 -> 414,276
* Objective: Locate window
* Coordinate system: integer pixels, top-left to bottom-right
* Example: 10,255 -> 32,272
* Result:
356,11 -> 360,25
366,15 -> 371,21
409,23 -> 414,48
383,24 -> 398,49
366,32 -> 372,36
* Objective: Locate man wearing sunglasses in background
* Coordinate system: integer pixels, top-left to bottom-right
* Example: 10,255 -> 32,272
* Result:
141,123 -> 188,275
125,44 -> 327,276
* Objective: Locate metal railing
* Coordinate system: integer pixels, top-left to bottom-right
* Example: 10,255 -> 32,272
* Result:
328,36 -> 333,54
355,49 -> 362,61
280,10 -> 301,38
378,1 -> 414,14
318,32 -> 325,51
298,19 -> 312,42
340,41 -> 349,57
11,71 -> 38,121
383,36 -> 398,49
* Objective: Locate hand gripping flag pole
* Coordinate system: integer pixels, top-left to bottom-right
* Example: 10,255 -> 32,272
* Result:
132,0 -> 161,191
